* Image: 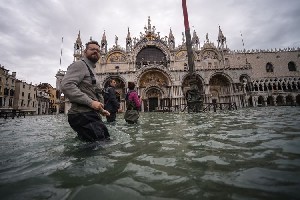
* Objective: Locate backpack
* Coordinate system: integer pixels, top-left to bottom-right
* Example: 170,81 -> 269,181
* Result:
125,90 -> 137,110
124,90 -> 139,123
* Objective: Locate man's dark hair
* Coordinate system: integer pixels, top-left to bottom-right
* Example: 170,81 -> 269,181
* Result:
85,40 -> 100,49
128,82 -> 135,90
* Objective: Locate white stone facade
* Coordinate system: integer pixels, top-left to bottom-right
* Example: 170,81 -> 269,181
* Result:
57,17 -> 300,112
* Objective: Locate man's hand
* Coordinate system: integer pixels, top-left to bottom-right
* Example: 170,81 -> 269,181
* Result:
101,109 -> 110,116
90,100 -> 104,111
118,107 -> 123,113
90,100 -> 110,116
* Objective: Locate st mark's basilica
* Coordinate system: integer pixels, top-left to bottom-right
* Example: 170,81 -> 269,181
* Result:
56,17 -> 300,112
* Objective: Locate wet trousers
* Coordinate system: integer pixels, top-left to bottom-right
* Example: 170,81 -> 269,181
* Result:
68,111 -> 110,142
106,112 -> 117,122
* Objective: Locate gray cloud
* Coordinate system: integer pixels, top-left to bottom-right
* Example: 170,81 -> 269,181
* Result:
0,0 -> 299,87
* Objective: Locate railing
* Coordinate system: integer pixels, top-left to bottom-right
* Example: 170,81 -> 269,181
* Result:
0,109 -> 26,119
158,102 -> 238,113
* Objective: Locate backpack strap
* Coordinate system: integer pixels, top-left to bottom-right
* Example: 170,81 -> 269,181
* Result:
103,87 -> 112,104
82,60 -> 101,100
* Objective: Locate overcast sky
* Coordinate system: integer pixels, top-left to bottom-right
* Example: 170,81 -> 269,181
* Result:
0,0 -> 299,87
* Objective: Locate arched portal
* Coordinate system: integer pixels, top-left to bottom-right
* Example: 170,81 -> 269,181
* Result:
209,74 -> 231,103
267,96 -> 274,106
248,96 -> 254,107
138,69 -> 171,112
258,96 -> 264,106
143,86 -> 164,112
296,94 -> 300,106
103,76 -> 126,101
182,74 -> 203,96
276,95 -> 284,105
286,95 -> 293,105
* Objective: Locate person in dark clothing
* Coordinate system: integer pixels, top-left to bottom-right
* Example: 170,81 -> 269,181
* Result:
61,41 -> 110,142
104,79 -> 121,122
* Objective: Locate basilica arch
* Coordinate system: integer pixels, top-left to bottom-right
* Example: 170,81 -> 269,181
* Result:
181,74 -> 204,97
137,68 -> 172,112
208,73 -> 233,103
135,46 -> 168,68
103,76 -> 126,101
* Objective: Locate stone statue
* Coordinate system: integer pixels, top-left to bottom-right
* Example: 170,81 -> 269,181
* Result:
115,35 -> 118,46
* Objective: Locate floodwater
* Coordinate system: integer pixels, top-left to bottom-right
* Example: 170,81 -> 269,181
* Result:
0,107 -> 300,200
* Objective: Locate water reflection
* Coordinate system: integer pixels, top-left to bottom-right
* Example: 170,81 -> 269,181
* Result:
0,107 -> 300,200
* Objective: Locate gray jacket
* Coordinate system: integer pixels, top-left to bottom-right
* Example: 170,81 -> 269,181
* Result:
61,57 -> 103,114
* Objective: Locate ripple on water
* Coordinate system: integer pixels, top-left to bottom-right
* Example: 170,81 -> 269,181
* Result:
202,167 -> 300,198
0,108 -> 300,200
136,154 -> 177,167
123,163 -> 184,182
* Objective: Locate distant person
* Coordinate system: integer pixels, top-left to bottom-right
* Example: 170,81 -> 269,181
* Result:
124,82 -> 141,124
61,41 -> 110,142
103,79 -> 121,122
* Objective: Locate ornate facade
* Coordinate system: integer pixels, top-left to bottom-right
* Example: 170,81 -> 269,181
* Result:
56,17 -> 300,112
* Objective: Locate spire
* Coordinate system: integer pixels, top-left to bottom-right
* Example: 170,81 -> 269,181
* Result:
147,16 -> 151,31
100,30 -> 107,53
192,30 -> 200,50
168,28 -> 175,49
217,26 -> 226,48
75,31 -> 82,45
74,30 -> 83,61
101,30 -> 107,40
126,27 -> 132,52
169,27 -> 174,39
127,27 -> 131,38
205,33 -> 210,43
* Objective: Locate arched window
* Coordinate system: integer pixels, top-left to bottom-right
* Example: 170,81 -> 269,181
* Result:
266,62 -> 274,72
136,46 -> 167,68
288,61 -> 296,71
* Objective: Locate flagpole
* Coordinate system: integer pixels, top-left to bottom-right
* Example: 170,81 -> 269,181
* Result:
60,37 -> 63,66
182,0 -> 195,74
182,0 -> 203,113
240,31 -> 248,64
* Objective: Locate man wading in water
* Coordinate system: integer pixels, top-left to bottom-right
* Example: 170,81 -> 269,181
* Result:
61,41 -> 111,142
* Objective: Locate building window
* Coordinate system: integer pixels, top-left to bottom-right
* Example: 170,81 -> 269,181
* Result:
10,89 -> 14,96
4,88 -> 9,95
288,61 -> 296,71
22,92 -> 24,97
136,46 -> 167,67
266,62 -> 274,72
9,98 -> 12,107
